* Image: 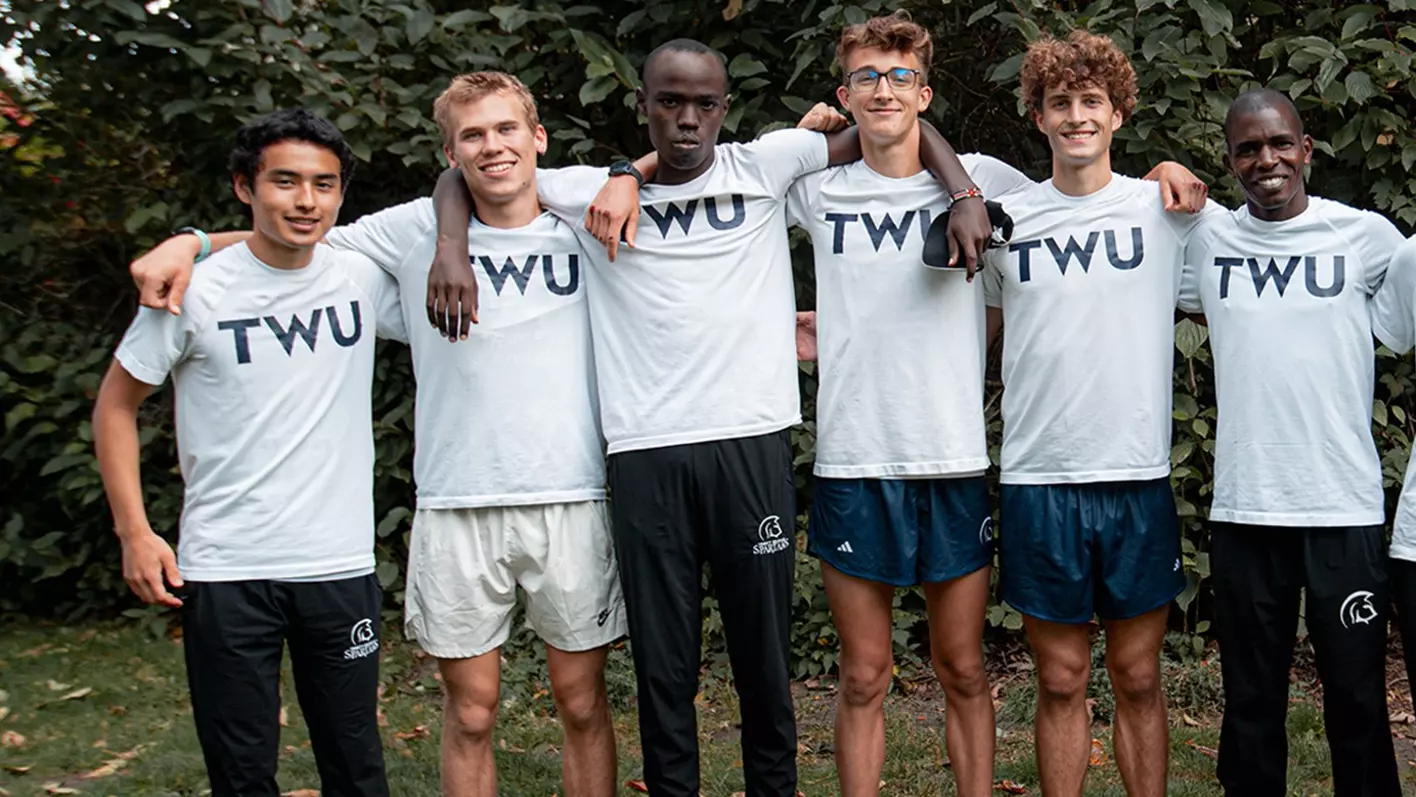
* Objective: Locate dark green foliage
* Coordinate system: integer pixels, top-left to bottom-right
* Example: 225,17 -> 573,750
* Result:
4,0 -> 1416,673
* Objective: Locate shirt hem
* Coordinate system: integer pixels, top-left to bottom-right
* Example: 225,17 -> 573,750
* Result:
606,416 -> 800,455
1389,540 -> 1416,563
114,346 -> 168,386
999,464 -> 1171,485
1209,508 -> 1385,527
416,489 -> 606,510
814,458 -> 991,479
1371,315 -> 1412,355
179,554 -> 375,583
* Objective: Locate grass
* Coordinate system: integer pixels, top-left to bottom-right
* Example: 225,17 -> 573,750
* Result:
0,618 -> 1410,796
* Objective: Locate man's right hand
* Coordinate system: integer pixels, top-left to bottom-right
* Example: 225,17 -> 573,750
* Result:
427,237 -> 478,340
130,234 -> 202,315
121,530 -> 184,607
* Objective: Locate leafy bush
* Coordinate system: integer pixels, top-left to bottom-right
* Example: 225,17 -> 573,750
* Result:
4,0 -> 1416,673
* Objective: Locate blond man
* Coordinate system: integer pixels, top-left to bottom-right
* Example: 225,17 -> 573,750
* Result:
128,72 -> 651,797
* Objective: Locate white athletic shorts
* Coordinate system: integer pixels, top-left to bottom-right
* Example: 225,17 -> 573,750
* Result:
403,500 -> 627,658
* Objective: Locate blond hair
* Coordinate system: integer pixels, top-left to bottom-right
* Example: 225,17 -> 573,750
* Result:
432,72 -> 539,145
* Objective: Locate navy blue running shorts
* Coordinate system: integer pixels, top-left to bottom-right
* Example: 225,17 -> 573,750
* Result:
808,476 -> 993,587
998,478 -> 1184,623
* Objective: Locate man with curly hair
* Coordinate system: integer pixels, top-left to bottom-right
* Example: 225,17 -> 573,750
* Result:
980,30 -> 1218,796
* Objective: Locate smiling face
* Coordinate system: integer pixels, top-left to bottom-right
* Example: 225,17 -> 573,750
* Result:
442,90 -> 547,208
1225,104 -> 1312,221
232,139 -> 344,253
837,45 -> 932,147
638,49 -> 730,183
1035,82 -> 1121,168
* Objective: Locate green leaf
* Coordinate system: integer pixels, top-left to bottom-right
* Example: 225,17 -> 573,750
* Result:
578,76 -> 617,105
5,402 -> 35,430
1174,318 -> 1209,359
1186,0 -> 1233,37
376,560 -> 400,588
376,507 -> 411,538
1345,71 -> 1378,104
253,79 -> 274,112
1171,439 -> 1195,466
160,98 -> 206,123
186,47 -> 212,68
110,0 -> 148,22
989,52 -> 1024,84
116,31 -> 188,51
489,5 -> 531,32
729,53 -> 768,79
966,2 -> 998,26
407,10 -> 436,45
263,0 -> 294,23
1340,5 -> 1382,40
1375,399 -> 1390,427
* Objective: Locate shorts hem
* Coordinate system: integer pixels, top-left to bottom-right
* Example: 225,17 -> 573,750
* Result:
1097,583 -> 1184,622
606,418 -> 798,455
539,622 -> 629,654
920,558 -> 992,585
809,542 -> 914,587
1004,597 -> 1093,625
408,626 -> 511,660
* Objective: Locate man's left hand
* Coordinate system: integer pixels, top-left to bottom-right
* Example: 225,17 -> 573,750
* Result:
586,176 -> 641,262
947,197 -> 991,280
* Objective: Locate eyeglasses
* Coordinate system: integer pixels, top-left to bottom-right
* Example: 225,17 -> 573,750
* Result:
845,67 -> 923,93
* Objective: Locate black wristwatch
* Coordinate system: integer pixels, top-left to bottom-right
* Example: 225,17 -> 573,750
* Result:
608,160 -> 645,187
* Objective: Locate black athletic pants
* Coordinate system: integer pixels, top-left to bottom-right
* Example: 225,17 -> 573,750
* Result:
1211,523 -> 1398,797
607,430 -> 798,797
180,574 -> 389,797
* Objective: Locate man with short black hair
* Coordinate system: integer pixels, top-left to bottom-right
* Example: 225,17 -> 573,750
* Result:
1182,87 -> 1404,797
94,108 -> 403,797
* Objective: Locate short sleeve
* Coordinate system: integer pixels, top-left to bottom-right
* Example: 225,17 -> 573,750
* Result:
323,198 -> 435,274
1356,210 -> 1407,296
982,251 -> 1004,309
1169,198 -> 1228,244
114,307 -> 192,386
1371,238 -> 1416,355
536,166 -> 607,225
1176,230 -> 1208,314
960,154 -> 1035,201
743,128 -> 830,198
786,170 -> 828,229
342,253 -> 408,343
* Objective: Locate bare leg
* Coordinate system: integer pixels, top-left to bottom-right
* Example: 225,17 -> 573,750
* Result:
1103,607 -> 1170,797
923,566 -> 994,797
1023,617 -> 1092,797
545,644 -> 617,797
438,651 -> 502,797
822,563 -> 896,797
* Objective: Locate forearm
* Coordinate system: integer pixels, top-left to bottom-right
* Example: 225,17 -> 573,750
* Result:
632,151 -> 658,183
93,398 -> 152,540
434,167 -> 474,252
919,121 -> 978,195
160,230 -> 251,261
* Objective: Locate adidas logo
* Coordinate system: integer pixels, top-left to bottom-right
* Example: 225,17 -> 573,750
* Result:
837,541 -> 854,554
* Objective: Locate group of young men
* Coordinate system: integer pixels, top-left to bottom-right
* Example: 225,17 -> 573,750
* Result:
95,10 -> 1416,797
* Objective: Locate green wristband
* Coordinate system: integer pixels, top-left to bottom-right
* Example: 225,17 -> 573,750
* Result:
175,226 -> 212,262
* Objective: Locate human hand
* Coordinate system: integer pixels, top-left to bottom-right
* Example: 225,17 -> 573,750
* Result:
586,175 -> 642,262
427,237 -> 478,340
130,235 -> 201,315
121,530 -> 184,607
797,102 -> 849,133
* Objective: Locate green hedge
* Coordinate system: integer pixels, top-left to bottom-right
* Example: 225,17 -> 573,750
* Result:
3,0 -> 1416,672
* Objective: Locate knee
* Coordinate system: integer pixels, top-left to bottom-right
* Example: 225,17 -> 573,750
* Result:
932,653 -> 989,701
839,656 -> 892,709
1106,654 -> 1161,703
444,685 -> 499,743
1036,658 -> 1089,703
551,675 -> 608,734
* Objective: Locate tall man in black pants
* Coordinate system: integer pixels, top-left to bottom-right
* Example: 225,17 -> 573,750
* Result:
426,40 -> 993,797
1179,89 -> 1404,796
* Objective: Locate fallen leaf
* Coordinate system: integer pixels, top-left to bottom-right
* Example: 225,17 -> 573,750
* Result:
18,644 -> 52,658
83,745 -> 147,779
625,779 -> 648,793
996,779 -> 1029,794
0,785 -> 10,796
1391,711 -> 1414,725
1,730 -> 25,748
280,791 -> 320,797
394,725 -> 430,741
45,679 -> 72,692
279,706 -> 289,727
0,707 -> 8,722
1181,713 -> 1200,727
1186,739 -> 1218,760
3,765 -> 30,774
59,687 -> 93,702
42,784 -> 79,795
1088,738 -> 1107,766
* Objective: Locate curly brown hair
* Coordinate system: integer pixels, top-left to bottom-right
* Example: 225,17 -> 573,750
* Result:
836,11 -> 933,84
1019,30 -> 1138,121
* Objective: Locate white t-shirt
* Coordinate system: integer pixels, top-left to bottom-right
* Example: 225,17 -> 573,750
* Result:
115,243 -> 406,582
324,199 -> 606,508
982,174 -> 1216,484
1179,199 -> 1401,527
537,128 -> 831,454
1372,237 -> 1416,557
787,154 -> 1035,478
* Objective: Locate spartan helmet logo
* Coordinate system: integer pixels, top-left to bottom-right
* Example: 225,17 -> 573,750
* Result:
1339,590 -> 1378,629
350,618 -> 376,646
758,515 -> 785,541
978,517 -> 994,545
